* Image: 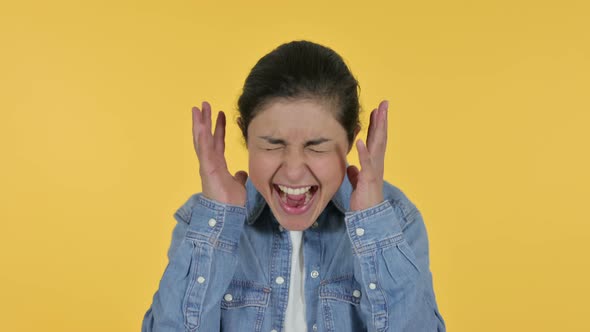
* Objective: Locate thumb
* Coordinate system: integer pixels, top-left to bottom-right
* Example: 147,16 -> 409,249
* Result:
234,170 -> 249,186
347,165 -> 360,190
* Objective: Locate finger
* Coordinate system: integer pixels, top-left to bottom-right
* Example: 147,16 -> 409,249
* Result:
192,106 -> 203,153
366,108 -> 377,151
213,111 -> 226,153
369,101 -> 388,155
368,101 -> 389,154
372,100 -> 388,176
347,165 -> 360,190
202,101 -> 213,139
378,100 -> 389,146
234,170 -> 248,185
356,139 -> 374,175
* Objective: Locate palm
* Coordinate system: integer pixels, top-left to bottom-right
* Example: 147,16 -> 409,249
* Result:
192,101 -> 248,206
347,100 -> 388,211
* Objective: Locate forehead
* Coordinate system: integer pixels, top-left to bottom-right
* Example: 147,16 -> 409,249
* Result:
249,98 -> 345,139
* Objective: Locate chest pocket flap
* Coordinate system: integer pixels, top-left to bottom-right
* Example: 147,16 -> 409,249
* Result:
221,280 -> 271,309
319,275 -> 362,305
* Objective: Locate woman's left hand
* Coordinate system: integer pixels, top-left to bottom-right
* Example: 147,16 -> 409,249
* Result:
347,100 -> 388,211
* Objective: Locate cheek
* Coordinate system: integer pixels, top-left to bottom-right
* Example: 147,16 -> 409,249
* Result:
248,152 -> 278,188
308,153 -> 347,188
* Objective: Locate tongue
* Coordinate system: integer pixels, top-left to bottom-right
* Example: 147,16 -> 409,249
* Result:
286,193 -> 306,207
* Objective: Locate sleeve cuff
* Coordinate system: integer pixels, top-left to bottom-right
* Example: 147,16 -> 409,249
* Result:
345,200 -> 405,255
184,194 -> 247,253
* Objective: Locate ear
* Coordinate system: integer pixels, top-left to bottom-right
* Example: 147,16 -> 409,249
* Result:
347,125 -> 361,153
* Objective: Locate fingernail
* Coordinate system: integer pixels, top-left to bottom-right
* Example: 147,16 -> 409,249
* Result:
383,100 -> 389,109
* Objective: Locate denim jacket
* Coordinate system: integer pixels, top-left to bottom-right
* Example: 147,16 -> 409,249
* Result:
142,176 -> 446,332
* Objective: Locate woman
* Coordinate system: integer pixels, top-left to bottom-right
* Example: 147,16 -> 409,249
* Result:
142,40 -> 445,332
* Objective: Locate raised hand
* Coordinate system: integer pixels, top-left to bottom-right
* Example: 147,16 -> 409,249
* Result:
192,101 -> 248,206
347,100 -> 388,211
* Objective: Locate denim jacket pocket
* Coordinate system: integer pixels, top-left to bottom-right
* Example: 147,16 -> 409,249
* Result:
319,275 -> 362,305
220,280 -> 271,332
319,276 -> 365,332
221,280 -> 271,309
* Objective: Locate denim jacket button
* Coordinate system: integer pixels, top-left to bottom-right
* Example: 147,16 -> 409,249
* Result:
312,323 -> 318,331
310,270 -> 319,279
312,222 -> 319,228
275,276 -> 285,285
368,282 -> 377,290
223,293 -> 233,302
352,289 -> 361,298
271,330 -> 278,332
355,228 -> 365,236
197,276 -> 205,284
208,218 -> 217,227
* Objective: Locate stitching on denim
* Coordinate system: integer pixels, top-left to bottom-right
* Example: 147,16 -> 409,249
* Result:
374,312 -> 388,332
400,204 -> 421,231
175,207 -> 191,225
322,298 -> 334,332
220,282 -> 270,309
268,229 -> 290,331
185,227 -> 238,254
319,292 -> 361,305
195,195 -> 225,211
353,232 -> 404,255
319,274 -> 355,285
276,230 -> 291,332
363,251 -> 388,332
185,230 -> 206,241
196,194 -> 245,211
215,238 -> 238,254
221,299 -> 269,309
318,274 -> 362,305
254,305 -> 265,332
344,200 -> 392,222
227,279 -> 272,290
183,242 -> 200,331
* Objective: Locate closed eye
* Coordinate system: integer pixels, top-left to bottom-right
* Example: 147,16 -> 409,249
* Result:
304,138 -> 331,153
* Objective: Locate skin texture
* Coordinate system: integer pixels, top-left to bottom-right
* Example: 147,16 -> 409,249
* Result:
191,98 -> 389,230
247,98 -> 350,230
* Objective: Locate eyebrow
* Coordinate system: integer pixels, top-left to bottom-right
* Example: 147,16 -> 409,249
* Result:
258,136 -> 332,147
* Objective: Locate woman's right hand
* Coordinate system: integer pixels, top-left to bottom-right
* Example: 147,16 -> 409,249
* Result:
192,101 -> 248,207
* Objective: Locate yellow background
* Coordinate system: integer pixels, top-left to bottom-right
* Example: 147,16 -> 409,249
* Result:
1,0 -> 589,331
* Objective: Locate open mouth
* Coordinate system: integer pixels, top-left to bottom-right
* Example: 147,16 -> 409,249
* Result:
272,184 -> 319,215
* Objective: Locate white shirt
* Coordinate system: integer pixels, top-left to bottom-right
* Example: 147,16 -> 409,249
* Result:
284,231 -> 307,332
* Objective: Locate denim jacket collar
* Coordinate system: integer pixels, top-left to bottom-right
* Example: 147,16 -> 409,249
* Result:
244,176 -> 352,225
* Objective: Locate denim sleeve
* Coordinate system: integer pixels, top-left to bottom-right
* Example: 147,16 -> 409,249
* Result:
345,200 -> 446,332
142,194 -> 246,332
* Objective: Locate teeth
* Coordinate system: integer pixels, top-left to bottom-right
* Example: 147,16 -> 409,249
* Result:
278,185 -> 312,195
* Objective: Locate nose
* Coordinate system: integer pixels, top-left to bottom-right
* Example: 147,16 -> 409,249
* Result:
281,148 -> 308,183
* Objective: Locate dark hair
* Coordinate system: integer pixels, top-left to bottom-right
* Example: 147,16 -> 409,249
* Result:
237,40 -> 360,145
